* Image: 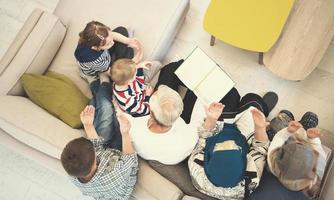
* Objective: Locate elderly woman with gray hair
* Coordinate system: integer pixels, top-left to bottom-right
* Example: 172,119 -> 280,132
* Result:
124,84 -> 199,165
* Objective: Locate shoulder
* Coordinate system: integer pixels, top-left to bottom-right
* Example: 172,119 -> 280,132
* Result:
74,44 -> 105,63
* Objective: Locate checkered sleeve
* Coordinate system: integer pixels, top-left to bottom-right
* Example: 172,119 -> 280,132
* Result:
117,153 -> 139,176
114,153 -> 139,188
89,137 -> 105,149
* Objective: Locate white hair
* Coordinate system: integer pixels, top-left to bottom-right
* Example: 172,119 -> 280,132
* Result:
149,85 -> 183,127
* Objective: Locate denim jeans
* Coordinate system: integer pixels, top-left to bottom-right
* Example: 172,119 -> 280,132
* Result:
89,80 -> 122,150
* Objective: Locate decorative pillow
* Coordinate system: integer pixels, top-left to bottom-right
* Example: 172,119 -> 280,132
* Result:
21,71 -> 89,128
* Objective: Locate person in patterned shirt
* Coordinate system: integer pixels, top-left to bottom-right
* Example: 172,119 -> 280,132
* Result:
110,58 -> 161,117
61,79 -> 138,200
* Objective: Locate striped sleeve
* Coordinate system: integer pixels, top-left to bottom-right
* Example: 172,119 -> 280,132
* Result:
78,50 -> 111,77
113,83 -> 150,117
244,138 -> 270,194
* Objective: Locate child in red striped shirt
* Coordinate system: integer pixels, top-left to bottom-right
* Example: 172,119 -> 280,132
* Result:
110,58 -> 158,117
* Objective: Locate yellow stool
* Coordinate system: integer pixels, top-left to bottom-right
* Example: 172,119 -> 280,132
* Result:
204,0 -> 294,54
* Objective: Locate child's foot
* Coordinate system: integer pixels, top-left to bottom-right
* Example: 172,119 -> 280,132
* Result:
262,91 -> 278,114
299,112 -> 318,130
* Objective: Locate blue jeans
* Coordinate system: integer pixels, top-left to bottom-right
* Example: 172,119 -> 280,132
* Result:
89,80 -> 122,150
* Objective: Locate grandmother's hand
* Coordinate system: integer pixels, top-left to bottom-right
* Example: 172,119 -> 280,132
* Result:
307,128 -> 322,139
205,103 -> 224,120
287,121 -> 303,133
251,108 -> 268,129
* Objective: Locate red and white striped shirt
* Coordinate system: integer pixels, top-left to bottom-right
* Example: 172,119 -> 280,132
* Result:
113,68 -> 150,117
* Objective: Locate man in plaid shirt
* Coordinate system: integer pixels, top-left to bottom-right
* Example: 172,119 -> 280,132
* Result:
61,79 -> 138,200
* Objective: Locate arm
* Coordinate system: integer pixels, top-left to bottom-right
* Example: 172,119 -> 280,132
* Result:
111,31 -> 130,44
246,138 -> 270,193
111,32 -> 143,63
131,39 -> 143,64
113,112 -> 139,198
117,112 -> 135,155
247,108 -> 270,188
203,103 -> 224,131
80,105 -> 98,139
123,87 -> 150,116
251,108 -> 269,142
192,103 -> 225,152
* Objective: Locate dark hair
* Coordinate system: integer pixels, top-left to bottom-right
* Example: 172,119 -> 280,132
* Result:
61,137 -> 95,177
78,21 -> 110,48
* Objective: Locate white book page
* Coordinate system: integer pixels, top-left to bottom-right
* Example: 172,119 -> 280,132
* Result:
194,67 -> 235,106
175,47 -> 216,90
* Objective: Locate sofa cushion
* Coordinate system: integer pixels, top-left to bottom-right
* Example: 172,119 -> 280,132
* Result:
50,0 -> 189,98
134,159 -> 184,200
0,95 -> 85,158
21,71 -> 89,128
0,9 -> 66,96
148,160 -> 218,200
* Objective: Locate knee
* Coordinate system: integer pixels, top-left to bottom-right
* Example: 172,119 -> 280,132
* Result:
241,93 -> 261,102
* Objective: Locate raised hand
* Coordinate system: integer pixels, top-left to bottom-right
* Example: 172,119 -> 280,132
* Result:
80,105 -> 95,126
205,103 -> 225,120
145,85 -> 154,96
251,108 -> 269,142
287,121 -> 303,133
306,128 -> 322,139
251,108 -> 267,129
117,113 -> 131,135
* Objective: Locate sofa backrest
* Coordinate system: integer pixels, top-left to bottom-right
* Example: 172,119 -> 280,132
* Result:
0,8 -> 66,96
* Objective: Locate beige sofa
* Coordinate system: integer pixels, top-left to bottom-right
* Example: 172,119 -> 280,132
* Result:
0,0 -> 200,199
0,0 -> 334,200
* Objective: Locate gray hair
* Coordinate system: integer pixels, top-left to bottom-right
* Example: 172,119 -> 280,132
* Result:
149,85 -> 183,127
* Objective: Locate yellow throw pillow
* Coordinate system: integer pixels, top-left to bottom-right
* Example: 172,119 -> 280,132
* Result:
21,71 -> 89,129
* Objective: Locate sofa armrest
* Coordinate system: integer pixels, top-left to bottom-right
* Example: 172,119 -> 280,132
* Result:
135,159 -> 183,200
0,8 -> 66,96
0,95 -> 84,158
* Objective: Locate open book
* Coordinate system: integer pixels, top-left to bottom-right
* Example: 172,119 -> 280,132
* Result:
175,47 -> 235,105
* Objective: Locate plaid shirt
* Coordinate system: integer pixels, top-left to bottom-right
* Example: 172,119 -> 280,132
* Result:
71,137 -> 139,200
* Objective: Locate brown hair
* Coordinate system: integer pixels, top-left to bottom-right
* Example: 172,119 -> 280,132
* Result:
110,58 -> 136,85
78,21 -> 110,48
61,137 -> 95,177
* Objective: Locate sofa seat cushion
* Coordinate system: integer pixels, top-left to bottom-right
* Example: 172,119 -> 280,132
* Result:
50,0 -> 189,98
132,159 -> 184,200
21,72 -> 89,128
0,9 -> 66,96
0,95 -> 85,158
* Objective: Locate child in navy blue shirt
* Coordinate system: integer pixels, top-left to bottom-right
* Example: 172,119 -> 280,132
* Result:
74,21 -> 143,82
